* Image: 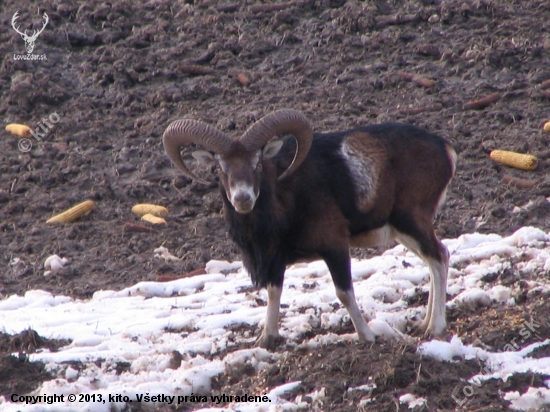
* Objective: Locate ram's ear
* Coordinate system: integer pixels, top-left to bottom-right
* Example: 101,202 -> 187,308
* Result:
192,150 -> 217,167
263,140 -> 284,158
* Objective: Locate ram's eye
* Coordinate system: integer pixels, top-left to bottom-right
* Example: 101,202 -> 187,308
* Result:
250,150 -> 262,171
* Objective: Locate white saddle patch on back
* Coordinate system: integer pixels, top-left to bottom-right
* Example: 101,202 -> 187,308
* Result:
340,141 -> 378,212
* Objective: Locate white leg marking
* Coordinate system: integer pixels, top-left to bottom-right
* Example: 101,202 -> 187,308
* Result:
394,231 -> 448,336
258,285 -> 282,349
336,287 -> 375,342
422,251 -> 449,335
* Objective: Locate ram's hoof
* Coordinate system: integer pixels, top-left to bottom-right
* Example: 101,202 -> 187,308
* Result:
409,317 -> 446,339
257,333 -> 283,351
357,329 -> 376,343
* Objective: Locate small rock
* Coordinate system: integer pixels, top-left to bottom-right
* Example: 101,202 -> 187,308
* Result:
44,255 -> 69,276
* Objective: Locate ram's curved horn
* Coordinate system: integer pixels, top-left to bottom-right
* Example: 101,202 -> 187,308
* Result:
239,109 -> 313,180
163,119 -> 232,184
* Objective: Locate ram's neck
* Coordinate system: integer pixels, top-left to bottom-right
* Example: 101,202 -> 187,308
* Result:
221,170 -> 291,287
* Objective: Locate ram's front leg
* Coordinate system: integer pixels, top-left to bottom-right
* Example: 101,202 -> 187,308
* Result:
257,284 -> 283,350
322,249 -> 376,342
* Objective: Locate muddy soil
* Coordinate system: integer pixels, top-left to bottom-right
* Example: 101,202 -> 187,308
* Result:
1,0 -> 550,410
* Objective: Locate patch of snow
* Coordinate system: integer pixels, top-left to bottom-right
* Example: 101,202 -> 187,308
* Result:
1,227 -> 549,410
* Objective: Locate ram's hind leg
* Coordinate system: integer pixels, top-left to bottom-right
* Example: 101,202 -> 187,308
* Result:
392,217 -> 449,336
322,249 -> 375,342
421,246 -> 449,334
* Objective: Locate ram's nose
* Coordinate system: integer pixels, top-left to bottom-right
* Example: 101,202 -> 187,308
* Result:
232,191 -> 255,214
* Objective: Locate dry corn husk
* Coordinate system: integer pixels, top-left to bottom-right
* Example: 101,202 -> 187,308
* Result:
132,204 -> 168,217
46,200 -> 94,223
489,150 -> 538,171
6,123 -> 31,138
141,213 -> 167,225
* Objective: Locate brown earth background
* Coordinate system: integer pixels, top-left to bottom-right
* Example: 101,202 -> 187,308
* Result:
1,0 -> 550,411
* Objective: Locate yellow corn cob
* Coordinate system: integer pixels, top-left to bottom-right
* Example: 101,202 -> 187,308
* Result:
46,200 -> 95,223
141,213 -> 167,225
489,150 -> 538,171
131,204 -> 168,217
544,121 -> 550,133
6,123 -> 31,138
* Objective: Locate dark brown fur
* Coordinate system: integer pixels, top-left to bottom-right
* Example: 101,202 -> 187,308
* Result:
221,123 -> 455,290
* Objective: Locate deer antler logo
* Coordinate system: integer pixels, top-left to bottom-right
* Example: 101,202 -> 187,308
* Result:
11,11 -> 49,54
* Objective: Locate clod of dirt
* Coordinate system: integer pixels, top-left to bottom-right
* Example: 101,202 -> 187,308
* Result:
0,330 -> 71,398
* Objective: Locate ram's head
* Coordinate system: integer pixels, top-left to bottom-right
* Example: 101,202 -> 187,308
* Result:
163,110 -> 313,213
